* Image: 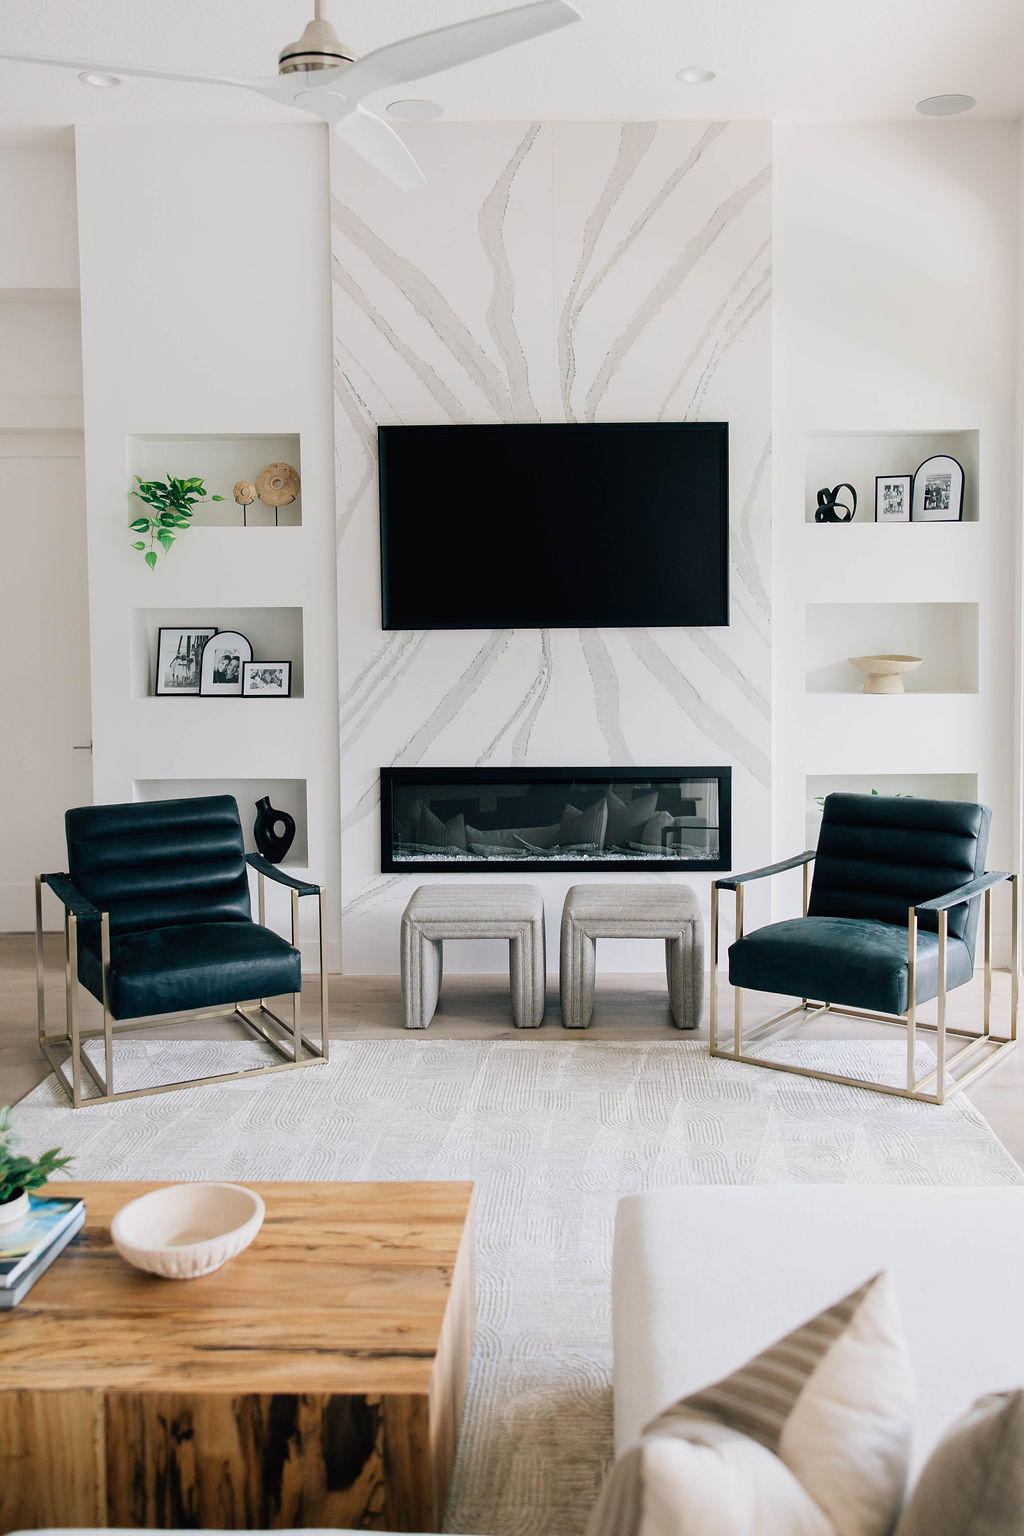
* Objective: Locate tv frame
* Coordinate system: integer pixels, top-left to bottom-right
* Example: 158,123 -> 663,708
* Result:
378,422 -> 730,631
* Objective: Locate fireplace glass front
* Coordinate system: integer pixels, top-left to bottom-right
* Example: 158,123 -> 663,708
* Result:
381,767 -> 731,873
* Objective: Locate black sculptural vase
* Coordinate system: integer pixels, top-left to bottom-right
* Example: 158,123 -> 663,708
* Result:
253,796 -> 296,864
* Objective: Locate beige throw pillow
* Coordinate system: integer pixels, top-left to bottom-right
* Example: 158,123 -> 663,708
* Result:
895,1391 -> 1024,1536
586,1273 -> 913,1536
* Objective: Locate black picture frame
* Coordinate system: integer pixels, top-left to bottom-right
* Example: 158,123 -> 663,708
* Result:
199,630 -> 253,696
380,765 -> 732,873
242,661 -> 292,697
875,475 -> 912,523
154,627 -> 216,696
911,455 -> 964,522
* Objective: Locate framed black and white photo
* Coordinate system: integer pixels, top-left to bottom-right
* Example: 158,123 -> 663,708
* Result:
199,630 -> 253,696
911,455 -> 964,522
242,661 -> 291,697
155,626 -> 216,696
875,474 -> 911,523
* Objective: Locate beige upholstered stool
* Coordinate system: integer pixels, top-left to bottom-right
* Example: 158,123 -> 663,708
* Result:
560,883 -> 703,1030
401,883 -> 546,1030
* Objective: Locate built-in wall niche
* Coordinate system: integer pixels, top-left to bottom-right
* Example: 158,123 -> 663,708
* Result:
805,602 -> 978,694
130,607 -> 304,698
804,773 -> 979,850
804,430 -> 979,524
127,433 -> 301,528
133,777 -> 309,866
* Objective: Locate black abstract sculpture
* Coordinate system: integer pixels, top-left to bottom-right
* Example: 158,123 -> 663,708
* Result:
253,796 -> 296,864
814,483 -> 858,523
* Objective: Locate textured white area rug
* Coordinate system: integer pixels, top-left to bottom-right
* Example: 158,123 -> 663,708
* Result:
19,1039 -> 1022,1536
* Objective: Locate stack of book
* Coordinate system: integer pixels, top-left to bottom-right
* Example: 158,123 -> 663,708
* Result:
0,1194 -> 85,1308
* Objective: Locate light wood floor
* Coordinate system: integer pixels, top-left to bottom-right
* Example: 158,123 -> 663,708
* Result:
2,933 -> 1021,1166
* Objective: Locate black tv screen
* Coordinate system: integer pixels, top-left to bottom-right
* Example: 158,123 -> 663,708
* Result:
378,422 -> 729,629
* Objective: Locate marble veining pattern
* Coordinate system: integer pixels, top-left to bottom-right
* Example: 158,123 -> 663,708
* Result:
331,121 -> 772,972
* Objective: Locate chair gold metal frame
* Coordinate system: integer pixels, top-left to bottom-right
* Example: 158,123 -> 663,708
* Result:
710,852 -> 1018,1105
35,856 -> 329,1107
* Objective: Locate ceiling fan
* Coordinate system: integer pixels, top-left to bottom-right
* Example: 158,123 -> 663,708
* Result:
0,0 -> 580,190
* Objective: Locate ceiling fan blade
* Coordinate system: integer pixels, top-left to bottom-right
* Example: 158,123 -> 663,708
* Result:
0,49 -> 260,90
336,0 -> 580,103
333,106 -> 426,191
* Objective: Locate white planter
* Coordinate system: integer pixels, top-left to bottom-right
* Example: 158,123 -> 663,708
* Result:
0,1189 -> 29,1230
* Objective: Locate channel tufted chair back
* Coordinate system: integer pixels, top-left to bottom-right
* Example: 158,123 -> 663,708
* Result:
808,793 -> 990,959
65,795 -> 252,936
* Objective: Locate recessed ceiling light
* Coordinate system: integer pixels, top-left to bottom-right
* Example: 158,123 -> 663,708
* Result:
915,93 -> 975,116
78,71 -> 121,88
675,66 -> 717,85
386,99 -> 444,121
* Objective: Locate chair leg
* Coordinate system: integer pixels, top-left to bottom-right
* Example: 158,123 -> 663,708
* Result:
101,911 -> 114,1096
318,887 -> 330,1063
709,884 -> 719,1050
35,876 -> 46,1046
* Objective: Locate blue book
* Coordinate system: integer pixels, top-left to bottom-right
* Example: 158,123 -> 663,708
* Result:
0,1195 -> 85,1287
0,1209 -> 85,1309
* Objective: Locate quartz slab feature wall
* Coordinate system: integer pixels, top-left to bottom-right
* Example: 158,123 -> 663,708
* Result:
331,122 -> 772,974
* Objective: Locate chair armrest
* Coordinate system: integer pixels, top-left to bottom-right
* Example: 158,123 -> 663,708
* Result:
915,871 -> 1011,915
246,853 -> 320,897
715,852 -> 816,892
40,872 -> 102,923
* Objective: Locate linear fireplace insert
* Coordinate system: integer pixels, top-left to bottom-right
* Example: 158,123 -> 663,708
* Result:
381,767 -> 731,873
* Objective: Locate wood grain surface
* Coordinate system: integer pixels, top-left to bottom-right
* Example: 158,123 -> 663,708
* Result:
0,1181 -> 475,1532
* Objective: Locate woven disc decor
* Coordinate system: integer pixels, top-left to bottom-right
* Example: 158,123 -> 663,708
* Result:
255,462 -> 300,506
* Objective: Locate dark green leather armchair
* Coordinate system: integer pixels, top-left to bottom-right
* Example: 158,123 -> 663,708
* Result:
35,795 -> 328,1106
710,794 -> 1017,1104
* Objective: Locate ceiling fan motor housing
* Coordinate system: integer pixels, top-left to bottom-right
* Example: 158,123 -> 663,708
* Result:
278,17 -> 355,73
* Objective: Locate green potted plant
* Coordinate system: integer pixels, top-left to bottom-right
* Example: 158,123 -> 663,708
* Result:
129,474 -> 224,569
0,1106 -> 73,1230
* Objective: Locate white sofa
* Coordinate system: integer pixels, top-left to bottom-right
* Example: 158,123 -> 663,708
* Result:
613,1183 -> 1024,1479
20,1184 -> 1024,1535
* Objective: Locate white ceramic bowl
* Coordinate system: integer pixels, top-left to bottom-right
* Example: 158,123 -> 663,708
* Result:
111,1182 -> 265,1279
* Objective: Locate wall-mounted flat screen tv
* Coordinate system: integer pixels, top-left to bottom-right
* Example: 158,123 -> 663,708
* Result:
378,422 -> 729,629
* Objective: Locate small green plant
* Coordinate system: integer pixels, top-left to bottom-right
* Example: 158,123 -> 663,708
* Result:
129,474 -> 224,570
0,1106 -> 73,1204
814,789 -> 912,810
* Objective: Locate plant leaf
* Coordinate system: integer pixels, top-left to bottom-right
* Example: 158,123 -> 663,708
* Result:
156,531 -> 175,551
130,541 -> 146,550
145,550 -> 158,570
129,518 -> 151,532
211,495 -> 225,502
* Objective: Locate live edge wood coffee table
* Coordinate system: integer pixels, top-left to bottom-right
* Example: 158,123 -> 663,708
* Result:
0,1181 -> 475,1534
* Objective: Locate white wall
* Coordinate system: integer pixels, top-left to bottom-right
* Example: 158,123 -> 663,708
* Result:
773,123 -> 1020,946
74,124 -> 340,963
331,122 -> 773,974
0,145 -> 88,931
0,148 -> 78,291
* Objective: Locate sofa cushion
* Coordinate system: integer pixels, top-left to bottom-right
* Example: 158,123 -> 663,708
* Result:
611,1186 -> 1024,1478
78,920 -> 301,1020
586,1423 -> 832,1536
590,1272 -> 912,1536
728,915 -> 973,1014
895,1391 -> 1024,1536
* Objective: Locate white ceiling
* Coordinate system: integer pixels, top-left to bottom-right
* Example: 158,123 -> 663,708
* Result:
0,0 -> 1022,133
